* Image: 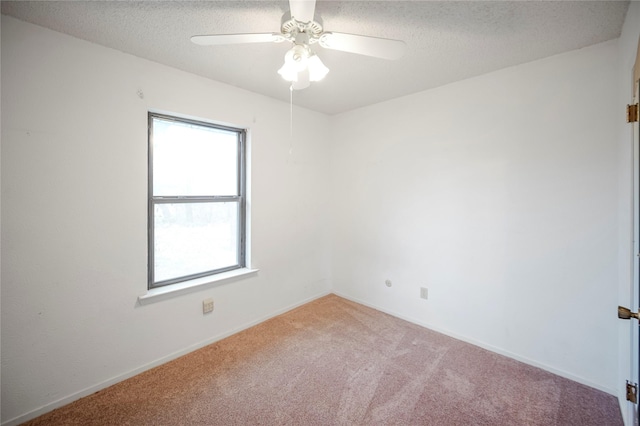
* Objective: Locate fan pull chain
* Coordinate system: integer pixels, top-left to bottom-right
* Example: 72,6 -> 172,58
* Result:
289,84 -> 294,156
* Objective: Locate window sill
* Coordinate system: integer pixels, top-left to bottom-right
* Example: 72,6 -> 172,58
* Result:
138,268 -> 259,305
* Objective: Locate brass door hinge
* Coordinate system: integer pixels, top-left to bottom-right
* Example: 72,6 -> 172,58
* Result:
627,381 -> 638,404
628,103 -> 639,123
618,306 -> 640,321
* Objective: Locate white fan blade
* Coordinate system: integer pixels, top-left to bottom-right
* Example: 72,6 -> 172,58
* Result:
319,32 -> 406,60
191,33 -> 282,46
290,0 -> 316,23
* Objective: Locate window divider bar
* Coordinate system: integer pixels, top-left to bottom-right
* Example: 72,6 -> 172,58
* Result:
152,196 -> 241,204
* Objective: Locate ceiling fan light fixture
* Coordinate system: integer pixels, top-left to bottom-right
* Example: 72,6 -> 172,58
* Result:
307,54 -> 329,81
192,0 -> 407,92
278,44 -> 329,86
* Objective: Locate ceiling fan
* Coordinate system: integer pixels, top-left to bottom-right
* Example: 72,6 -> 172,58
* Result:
191,0 -> 407,90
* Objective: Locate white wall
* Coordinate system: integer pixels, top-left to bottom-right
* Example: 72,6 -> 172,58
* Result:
617,2 -> 640,424
0,15 -> 331,425
330,40 -> 620,394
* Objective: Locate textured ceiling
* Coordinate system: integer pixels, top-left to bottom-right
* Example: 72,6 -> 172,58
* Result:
1,1 -> 630,115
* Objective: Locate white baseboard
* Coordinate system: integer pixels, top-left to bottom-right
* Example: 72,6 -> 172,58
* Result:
332,290 -> 617,397
2,290 -> 331,426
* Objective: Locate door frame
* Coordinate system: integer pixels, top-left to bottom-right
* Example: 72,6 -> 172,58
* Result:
631,79 -> 639,426
627,43 -> 640,425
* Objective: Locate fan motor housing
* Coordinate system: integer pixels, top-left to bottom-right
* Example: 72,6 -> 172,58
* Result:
281,12 -> 323,43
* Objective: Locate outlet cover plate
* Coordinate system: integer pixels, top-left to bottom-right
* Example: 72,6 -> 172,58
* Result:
420,287 -> 428,300
203,298 -> 214,314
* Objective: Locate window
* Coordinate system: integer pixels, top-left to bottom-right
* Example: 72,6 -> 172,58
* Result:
148,112 -> 246,289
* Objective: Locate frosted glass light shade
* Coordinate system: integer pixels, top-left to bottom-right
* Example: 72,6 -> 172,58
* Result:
307,54 -> 329,81
277,44 -> 329,86
277,63 -> 299,82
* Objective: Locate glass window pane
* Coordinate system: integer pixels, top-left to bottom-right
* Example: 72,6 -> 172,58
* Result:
154,202 -> 239,283
152,117 -> 238,196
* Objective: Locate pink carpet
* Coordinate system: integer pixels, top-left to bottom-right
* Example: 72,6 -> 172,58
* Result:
24,294 -> 622,425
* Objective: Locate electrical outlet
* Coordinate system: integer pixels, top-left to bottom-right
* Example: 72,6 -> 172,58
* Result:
203,298 -> 214,314
420,287 -> 428,300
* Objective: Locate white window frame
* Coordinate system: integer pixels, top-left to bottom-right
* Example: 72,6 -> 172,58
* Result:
147,112 -> 247,290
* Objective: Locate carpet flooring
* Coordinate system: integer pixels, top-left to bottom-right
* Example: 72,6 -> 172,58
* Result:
23,294 -> 622,425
